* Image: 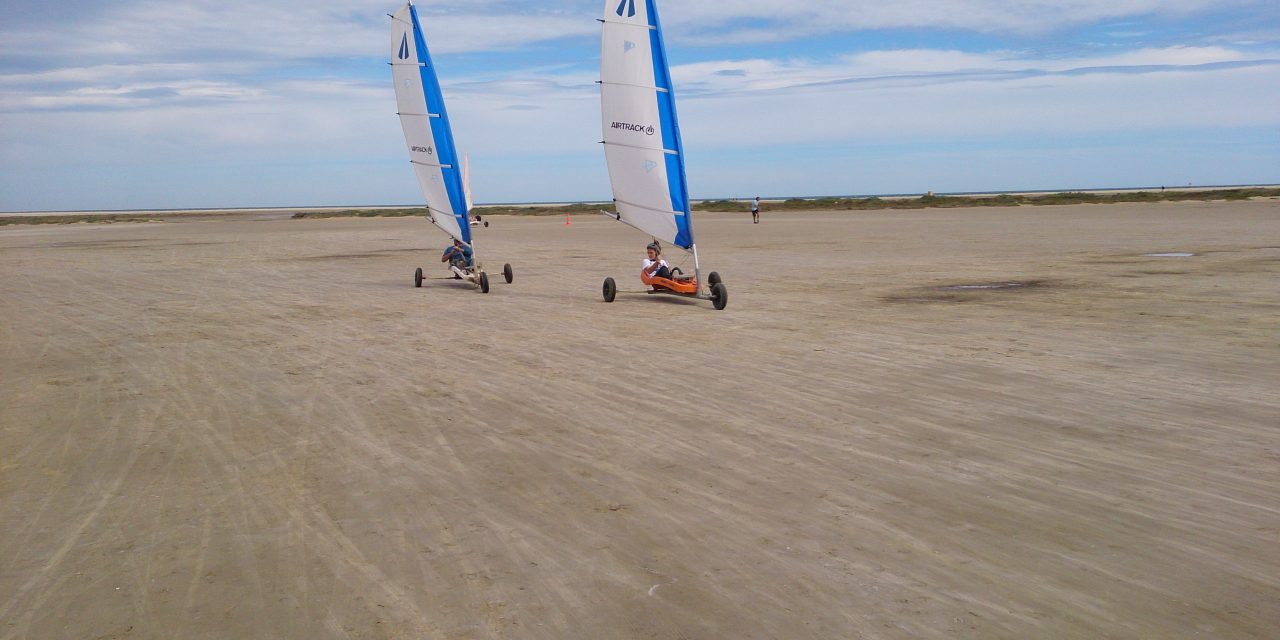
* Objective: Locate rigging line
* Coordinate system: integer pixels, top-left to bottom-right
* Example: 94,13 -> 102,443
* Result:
601,140 -> 678,155
599,79 -> 670,93
613,196 -> 684,217
597,18 -> 656,31
425,210 -> 473,249
424,205 -> 459,220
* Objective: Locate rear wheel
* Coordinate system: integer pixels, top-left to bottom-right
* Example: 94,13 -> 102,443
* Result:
503,263 -> 514,283
711,282 -> 728,310
479,272 -> 490,293
414,267 -> 423,288
707,271 -> 721,287
602,277 -> 616,303
484,221 -> 489,228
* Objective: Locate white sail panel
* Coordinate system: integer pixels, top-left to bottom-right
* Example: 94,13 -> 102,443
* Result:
600,0 -> 693,249
390,3 -> 468,244
462,153 -> 473,212
601,14 -> 655,88
604,144 -> 680,242
601,83 -> 662,150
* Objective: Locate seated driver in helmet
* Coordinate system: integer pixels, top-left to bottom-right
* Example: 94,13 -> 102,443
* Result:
642,241 -> 691,282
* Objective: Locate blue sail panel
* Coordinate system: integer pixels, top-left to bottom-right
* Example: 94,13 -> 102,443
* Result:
646,0 -> 692,248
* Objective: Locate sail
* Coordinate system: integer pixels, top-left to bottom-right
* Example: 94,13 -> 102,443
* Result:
462,153 -> 473,212
600,0 -> 693,250
390,1 -> 470,245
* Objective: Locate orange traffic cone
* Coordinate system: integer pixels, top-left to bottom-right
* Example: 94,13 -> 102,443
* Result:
565,213 -> 571,226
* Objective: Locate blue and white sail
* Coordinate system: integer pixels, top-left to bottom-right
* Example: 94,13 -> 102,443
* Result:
600,0 -> 693,250
390,1 -> 470,245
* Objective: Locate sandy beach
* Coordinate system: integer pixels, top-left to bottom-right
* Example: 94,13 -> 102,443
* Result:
1,201 -> 1278,639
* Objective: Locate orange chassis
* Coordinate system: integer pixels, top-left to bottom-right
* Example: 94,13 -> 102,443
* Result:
601,267 -> 726,309
640,267 -> 700,295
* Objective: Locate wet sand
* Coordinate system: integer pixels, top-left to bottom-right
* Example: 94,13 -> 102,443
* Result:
2,201 -> 1278,639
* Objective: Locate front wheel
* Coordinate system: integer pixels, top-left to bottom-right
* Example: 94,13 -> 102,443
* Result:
414,267 -> 423,288
479,272 -> 490,293
711,282 -> 728,310
602,277 -> 616,303
483,221 -> 490,228
707,271 -> 721,287
503,263 -> 514,283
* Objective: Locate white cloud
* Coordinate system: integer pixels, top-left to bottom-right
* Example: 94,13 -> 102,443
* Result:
665,0 -> 1269,40
665,45 -> 1276,99
2,0 -> 1277,210
671,62 -> 1277,151
4,1 -> 1266,65
0,63 -> 226,87
0,0 -> 594,67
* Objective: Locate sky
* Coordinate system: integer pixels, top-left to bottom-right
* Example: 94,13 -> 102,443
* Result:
1,0 -> 1278,212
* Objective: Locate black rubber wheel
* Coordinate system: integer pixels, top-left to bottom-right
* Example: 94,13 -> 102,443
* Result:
711,282 -> 728,310
708,271 -> 721,287
414,267 -> 423,288
479,272 -> 490,293
484,221 -> 489,228
503,263 -> 513,284
670,267 -> 683,278
602,277 -> 617,303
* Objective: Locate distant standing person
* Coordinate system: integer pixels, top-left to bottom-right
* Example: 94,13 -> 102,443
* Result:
751,196 -> 760,224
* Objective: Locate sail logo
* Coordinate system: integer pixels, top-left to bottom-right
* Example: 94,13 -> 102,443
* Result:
398,33 -> 410,60
643,160 -> 657,173
611,121 -> 654,135
615,0 -> 635,18
623,40 -> 636,53
411,145 -> 434,155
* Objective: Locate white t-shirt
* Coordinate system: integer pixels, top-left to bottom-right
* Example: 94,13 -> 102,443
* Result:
642,258 -> 668,277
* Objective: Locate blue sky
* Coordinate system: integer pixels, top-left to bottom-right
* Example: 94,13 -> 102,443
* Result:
1,0 -> 1277,211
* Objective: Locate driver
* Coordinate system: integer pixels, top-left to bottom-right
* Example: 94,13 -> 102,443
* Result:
642,242 -> 672,280
441,239 -> 473,271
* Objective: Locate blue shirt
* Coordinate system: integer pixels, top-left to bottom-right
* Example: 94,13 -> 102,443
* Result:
444,244 -> 473,266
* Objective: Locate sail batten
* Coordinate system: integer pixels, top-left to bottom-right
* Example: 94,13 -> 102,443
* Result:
599,0 -> 692,250
390,1 -> 469,244
603,139 -> 678,156
600,80 -> 670,93
612,196 -> 685,216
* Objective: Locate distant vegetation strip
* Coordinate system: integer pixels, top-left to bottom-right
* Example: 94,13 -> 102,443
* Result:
290,202 -> 612,219
0,213 -> 166,226
4,188 -> 1276,225
294,188 -> 1280,219
695,187 -> 1280,211
290,208 -> 422,219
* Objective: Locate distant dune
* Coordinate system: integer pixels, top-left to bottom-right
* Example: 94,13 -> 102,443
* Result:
3,184 -> 1277,222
